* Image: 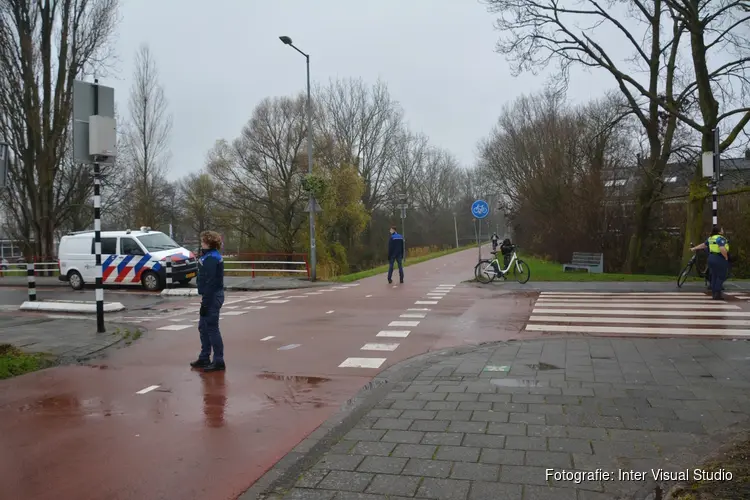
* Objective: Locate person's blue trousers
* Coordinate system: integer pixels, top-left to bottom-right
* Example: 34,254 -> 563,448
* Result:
198,292 -> 225,363
388,256 -> 404,282
708,253 -> 728,297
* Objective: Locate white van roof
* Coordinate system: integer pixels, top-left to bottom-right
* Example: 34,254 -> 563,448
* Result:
63,229 -> 165,238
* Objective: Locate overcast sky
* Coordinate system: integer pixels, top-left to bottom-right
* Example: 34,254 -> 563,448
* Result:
110,0 -> 622,180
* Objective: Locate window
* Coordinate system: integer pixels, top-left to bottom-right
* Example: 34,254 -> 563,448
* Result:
91,237 -> 117,254
605,179 -> 627,187
120,238 -> 144,256
137,233 -> 179,252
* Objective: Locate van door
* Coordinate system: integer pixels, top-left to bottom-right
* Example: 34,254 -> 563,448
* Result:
92,237 -> 118,283
119,236 -> 147,284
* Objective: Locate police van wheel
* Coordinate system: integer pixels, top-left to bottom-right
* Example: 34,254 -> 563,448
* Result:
142,271 -> 162,292
68,271 -> 84,291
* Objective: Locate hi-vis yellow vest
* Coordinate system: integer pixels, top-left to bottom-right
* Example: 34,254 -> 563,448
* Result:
708,235 -> 727,254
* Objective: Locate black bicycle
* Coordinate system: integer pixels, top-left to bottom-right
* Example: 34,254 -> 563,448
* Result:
677,241 -> 710,288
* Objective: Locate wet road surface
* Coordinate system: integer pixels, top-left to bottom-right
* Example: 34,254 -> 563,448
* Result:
3,250 -> 748,500
1,247 -> 529,500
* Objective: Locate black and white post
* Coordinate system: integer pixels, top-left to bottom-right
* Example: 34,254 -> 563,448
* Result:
712,127 -> 720,226
93,80 -> 105,333
26,262 -> 36,302
166,256 -> 173,289
397,193 -> 408,263
73,78 -> 115,334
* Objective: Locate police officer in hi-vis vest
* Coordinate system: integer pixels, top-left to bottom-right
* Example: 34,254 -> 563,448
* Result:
690,225 -> 729,300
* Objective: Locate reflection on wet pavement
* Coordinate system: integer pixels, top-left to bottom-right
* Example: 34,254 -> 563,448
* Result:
202,372 -> 226,428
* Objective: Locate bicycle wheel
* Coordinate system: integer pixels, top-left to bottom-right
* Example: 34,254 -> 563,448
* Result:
474,260 -> 496,284
514,259 -> 530,284
677,262 -> 693,288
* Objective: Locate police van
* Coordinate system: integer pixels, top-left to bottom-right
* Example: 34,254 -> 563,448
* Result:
58,227 -> 198,291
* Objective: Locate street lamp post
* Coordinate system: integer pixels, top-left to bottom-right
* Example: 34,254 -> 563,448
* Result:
452,212 -> 459,249
397,193 -> 408,263
280,35 -> 317,281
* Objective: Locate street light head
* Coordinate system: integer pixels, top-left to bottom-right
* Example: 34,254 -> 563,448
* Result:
279,36 -> 293,45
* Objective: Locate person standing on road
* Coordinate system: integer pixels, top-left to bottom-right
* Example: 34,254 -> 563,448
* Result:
191,230 -> 226,371
491,233 -> 499,252
690,225 -> 729,300
387,226 -> 404,284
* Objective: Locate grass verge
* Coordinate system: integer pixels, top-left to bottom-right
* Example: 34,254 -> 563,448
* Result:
0,344 -> 51,380
332,245 -> 473,283
519,257 -> 676,282
670,437 -> 750,500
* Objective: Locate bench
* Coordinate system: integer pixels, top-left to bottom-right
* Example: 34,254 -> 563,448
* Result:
563,252 -> 604,274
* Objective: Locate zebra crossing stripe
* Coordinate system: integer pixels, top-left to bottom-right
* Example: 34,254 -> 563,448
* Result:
525,324 -> 750,336
528,315 -> 750,327
532,308 -> 750,317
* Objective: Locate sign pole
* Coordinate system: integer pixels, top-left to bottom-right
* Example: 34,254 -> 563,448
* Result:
471,199 -> 490,263
92,80 -> 105,334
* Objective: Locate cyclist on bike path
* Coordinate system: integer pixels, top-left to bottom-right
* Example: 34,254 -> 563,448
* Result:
690,225 -> 729,300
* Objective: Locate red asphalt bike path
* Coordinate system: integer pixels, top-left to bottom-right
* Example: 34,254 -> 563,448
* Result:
0,246 -> 535,500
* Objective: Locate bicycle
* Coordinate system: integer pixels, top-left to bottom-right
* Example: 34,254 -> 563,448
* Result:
474,245 -> 530,284
677,241 -> 710,288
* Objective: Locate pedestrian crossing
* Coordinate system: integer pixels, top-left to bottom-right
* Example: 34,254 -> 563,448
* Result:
526,292 -> 750,337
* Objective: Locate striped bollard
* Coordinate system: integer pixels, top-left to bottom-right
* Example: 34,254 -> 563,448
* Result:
27,262 -> 36,302
166,256 -> 173,289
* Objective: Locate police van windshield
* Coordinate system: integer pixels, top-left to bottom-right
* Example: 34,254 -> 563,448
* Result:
137,233 -> 180,252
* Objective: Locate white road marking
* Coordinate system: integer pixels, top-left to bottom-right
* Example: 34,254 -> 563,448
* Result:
245,300 -> 264,304
539,292 -> 706,296
536,297 -> 717,303
361,343 -> 400,351
400,313 -> 426,318
221,311 -> 247,316
287,295 -> 307,298
224,298 -> 249,305
244,306 -> 267,310
260,336 -> 275,341
528,315 -> 750,327
223,305 -> 240,309
326,310 -> 334,314
389,320 -> 420,327
265,300 -> 290,304
535,302 -> 738,310
532,308 -> 750,317
377,330 -> 410,338
339,357 -> 386,368
342,283 -> 360,287
415,301 -> 438,305
408,308 -> 431,311
366,294 -> 373,298
525,323 -> 750,336
306,292 -> 323,295
136,385 -> 160,395
278,344 -> 301,350
439,284 -> 455,287
157,324 -> 192,331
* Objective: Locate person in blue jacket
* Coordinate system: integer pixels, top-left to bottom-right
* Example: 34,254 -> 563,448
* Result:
387,226 -> 404,284
190,230 -> 226,371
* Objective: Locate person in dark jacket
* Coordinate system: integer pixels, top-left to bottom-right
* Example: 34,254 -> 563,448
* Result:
190,230 -> 226,371
387,226 -> 404,284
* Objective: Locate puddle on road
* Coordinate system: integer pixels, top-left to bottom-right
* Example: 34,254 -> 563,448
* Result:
17,395 -> 123,418
490,378 -> 547,388
526,363 -> 561,371
257,373 -> 330,385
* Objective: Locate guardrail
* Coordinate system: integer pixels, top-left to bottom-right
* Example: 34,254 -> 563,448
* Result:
0,258 -> 59,278
224,252 -> 310,279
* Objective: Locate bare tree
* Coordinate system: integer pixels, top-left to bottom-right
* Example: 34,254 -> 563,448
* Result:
207,95 -> 309,253
387,130 -> 429,205
0,0 -> 119,257
317,78 -> 404,210
179,172 -> 221,242
124,43 -> 173,228
485,0 -> 688,272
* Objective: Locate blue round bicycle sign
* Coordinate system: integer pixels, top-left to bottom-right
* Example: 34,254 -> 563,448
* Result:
471,199 -> 490,219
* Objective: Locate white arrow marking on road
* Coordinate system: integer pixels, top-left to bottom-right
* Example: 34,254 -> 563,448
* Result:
136,385 -> 160,395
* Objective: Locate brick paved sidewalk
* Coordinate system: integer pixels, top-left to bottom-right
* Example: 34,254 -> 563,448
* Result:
253,338 -> 750,500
